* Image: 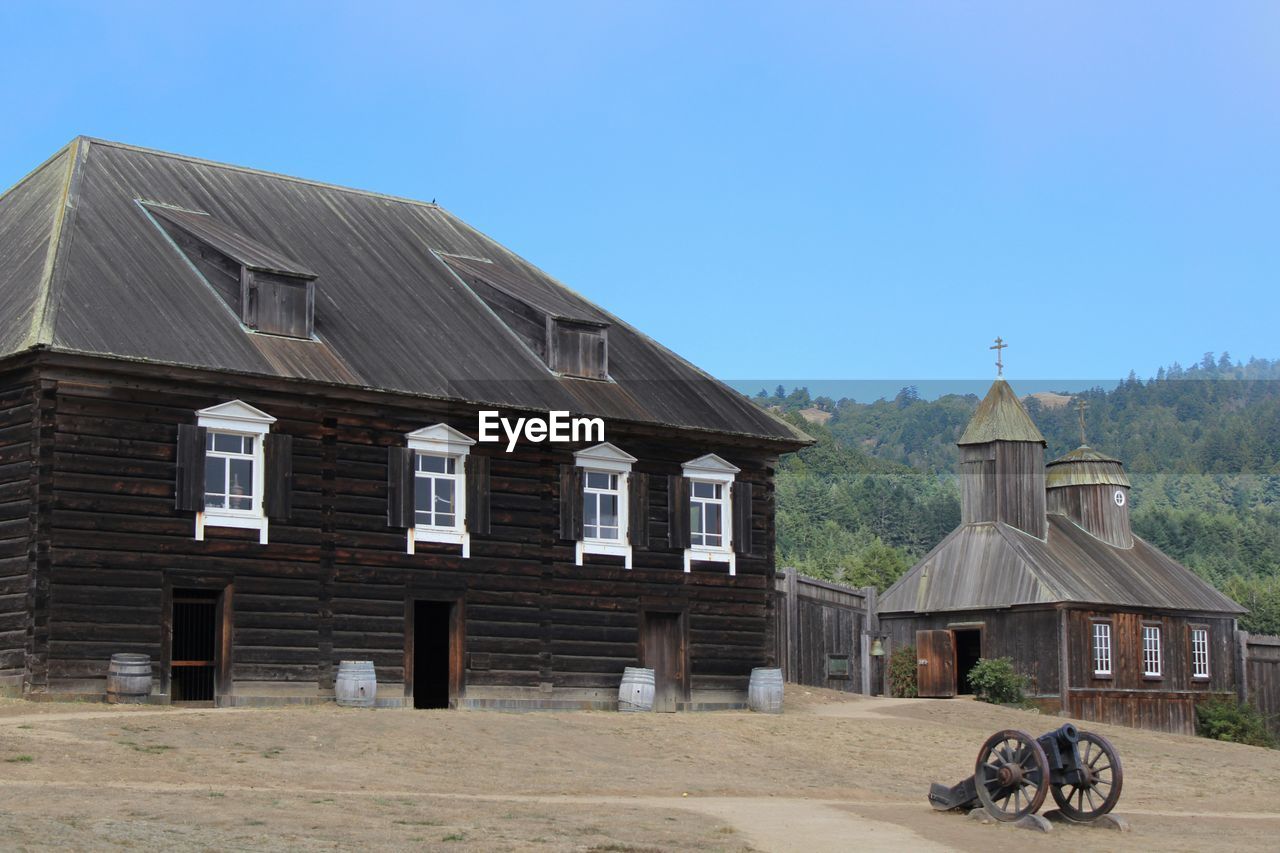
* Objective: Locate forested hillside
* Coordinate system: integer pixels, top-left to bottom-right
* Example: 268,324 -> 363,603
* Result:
760,353 -> 1280,632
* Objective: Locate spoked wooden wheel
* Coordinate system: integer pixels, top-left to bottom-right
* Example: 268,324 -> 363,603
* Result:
973,729 -> 1050,821
1050,730 -> 1123,821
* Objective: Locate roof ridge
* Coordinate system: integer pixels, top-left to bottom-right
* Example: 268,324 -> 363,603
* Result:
22,139 -> 82,349
78,136 -> 449,214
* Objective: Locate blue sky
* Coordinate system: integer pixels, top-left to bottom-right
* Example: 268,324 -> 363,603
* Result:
3,2 -> 1277,389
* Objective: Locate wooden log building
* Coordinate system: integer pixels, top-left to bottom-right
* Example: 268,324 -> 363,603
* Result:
0,138 -> 809,709
878,375 -> 1245,734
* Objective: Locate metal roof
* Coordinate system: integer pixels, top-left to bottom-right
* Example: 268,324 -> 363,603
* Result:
878,515 -> 1244,616
1046,445 -> 1132,489
0,138 -> 808,446
957,378 -> 1046,446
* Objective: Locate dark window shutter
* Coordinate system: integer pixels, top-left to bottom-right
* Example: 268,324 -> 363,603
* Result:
732,480 -> 753,556
667,474 -> 690,550
559,464 -> 583,541
175,424 -> 207,511
387,446 -> 415,528
264,433 -> 293,520
466,454 -> 491,536
628,471 -> 650,549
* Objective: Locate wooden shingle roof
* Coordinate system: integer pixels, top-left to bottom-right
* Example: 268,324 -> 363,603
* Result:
878,515 -> 1244,616
0,138 -> 808,446
958,378 -> 1046,445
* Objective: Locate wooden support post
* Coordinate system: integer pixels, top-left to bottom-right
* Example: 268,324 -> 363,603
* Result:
1058,608 -> 1071,716
785,567 -> 798,682
861,585 -> 878,696
1237,628 -> 1250,703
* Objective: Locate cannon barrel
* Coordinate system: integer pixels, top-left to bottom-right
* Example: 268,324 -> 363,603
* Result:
1042,723 -> 1078,747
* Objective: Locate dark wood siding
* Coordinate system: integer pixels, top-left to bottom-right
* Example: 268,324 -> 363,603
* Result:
882,608 -> 1062,700
1047,483 -> 1132,548
29,353 -> 781,708
0,371 -> 34,691
994,441 -> 1046,539
1064,608 -> 1236,734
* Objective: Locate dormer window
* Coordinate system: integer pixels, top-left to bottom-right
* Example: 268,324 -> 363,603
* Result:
438,254 -> 610,380
144,202 -> 317,340
548,318 -> 608,380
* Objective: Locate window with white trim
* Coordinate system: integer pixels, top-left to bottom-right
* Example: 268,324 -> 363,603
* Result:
574,442 -> 636,568
1092,621 -> 1112,677
195,400 -> 274,544
1191,627 -> 1210,680
690,481 -> 726,548
681,453 -> 739,575
415,453 -> 459,529
405,424 -> 474,557
205,432 -> 257,512
1142,624 -> 1162,677
583,471 -> 622,541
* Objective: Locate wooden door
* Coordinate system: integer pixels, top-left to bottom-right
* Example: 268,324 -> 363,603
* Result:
643,611 -> 686,712
916,629 -> 956,698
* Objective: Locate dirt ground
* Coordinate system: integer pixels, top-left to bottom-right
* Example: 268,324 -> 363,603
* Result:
1,689 -> 1278,851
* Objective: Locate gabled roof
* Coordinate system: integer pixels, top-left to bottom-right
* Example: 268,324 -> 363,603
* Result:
0,137 -> 809,447
878,515 -> 1244,616
958,379 -> 1046,446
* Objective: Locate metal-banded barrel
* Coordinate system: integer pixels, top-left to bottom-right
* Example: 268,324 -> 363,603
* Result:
335,660 -> 377,707
747,667 -> 784,713
618,667 -> 655,712
106,653 -> 152,704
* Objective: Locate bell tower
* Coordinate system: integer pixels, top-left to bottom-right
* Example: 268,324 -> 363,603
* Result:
957,340 -> 1047,539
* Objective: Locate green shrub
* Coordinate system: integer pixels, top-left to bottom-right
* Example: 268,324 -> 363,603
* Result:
1195,696 -> 1276,748
888,644 -> 918,698
967,657 -> 1029,705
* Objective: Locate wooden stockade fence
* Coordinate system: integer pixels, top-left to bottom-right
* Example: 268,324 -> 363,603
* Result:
772,568 -> 879,695
1239,632 -> 1280,737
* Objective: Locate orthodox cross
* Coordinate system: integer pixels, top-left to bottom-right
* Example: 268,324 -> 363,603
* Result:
1076,399 -> 1089,446
990,337 -> 1007,377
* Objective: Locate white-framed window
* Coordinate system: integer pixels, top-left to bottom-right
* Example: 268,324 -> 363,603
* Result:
583,470 -> 622,541
1191,627 -> 1210,680
690,480 -> 726,548
1092,621 -> 1112,677
574,442 -> 636,569
682,453 -> 739,575
405,424 -> 475,557
1142,624 -> 1163,677
196,400 -> 274,544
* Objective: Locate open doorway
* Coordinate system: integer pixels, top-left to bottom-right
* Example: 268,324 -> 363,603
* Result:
953,628 -> 983,695
171,589 -> 220,703
413,601 -> 454,709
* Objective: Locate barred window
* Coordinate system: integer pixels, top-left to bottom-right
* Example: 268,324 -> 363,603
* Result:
1143,625 -> 1162,677
1092,622 -> 1112,676
1191,627 -> 1210,679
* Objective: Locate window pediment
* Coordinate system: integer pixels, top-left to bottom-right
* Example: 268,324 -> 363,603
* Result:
406,423 -> 476,456
575,442 -> 636,473
197,399 -> 276,433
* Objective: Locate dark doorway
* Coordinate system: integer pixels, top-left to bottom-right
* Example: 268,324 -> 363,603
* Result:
413,601 -> 453,709
642,611 -> 686,713
954,628 -> 983,695
171,589 -> 220,703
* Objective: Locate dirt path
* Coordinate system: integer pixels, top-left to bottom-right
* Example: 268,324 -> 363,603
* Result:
3,690 -> 1280,851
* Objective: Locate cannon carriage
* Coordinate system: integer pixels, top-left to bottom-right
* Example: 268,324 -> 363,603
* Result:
929,723 -> 1123,822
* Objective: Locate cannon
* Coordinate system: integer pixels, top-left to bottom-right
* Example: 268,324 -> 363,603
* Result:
928,724 -> 1123,822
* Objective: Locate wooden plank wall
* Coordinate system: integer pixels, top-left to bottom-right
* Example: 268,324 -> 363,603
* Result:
32,356 -> 780,706
1241,633 -> 1280,738
772,568 -> 867,693
881,608 -> 1061,699
0,369 -> 34,692
1065,609 -> 1236,734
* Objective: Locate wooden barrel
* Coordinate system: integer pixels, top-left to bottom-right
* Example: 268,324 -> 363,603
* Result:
106,653 -> 152,704
747,667 -> 784,714
335,660 -> 377,707
617,667 -> 655,712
